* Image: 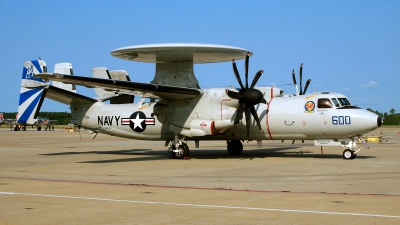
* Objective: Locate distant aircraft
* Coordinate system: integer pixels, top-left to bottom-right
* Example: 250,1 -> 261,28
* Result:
31,117 -> 56,131
14,116 -> 56,131
19,43 -> 382,159
0,113 -> 17,125
1,113 -> 55,131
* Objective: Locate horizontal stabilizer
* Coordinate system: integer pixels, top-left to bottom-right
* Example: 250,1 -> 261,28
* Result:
46,85 -> 97,105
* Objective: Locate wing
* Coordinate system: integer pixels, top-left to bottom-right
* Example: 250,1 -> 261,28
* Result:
34,73 -> 203,99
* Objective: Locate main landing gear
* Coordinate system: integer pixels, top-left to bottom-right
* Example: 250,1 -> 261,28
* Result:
227,140 -> 243,155
168,134 -> 189,159
167,137 -> 246,159
341,136 -> 369,160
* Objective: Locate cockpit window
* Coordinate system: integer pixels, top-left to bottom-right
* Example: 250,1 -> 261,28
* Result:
331,98 -> 341,107
317,98 -> 333,108
338,98 -> 352,106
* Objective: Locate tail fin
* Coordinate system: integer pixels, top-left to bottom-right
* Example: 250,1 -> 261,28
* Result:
17,60 -> 48,124
93,67 -> 134,104
53,63 -> 76,93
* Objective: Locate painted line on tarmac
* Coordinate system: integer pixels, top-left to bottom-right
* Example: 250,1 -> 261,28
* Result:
1,191 -> 399,219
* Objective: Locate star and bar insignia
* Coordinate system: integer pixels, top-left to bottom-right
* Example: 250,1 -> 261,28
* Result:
122,111 -> 155,132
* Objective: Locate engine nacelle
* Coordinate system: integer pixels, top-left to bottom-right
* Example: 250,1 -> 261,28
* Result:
189,120 -> 215,136
153,103 -> 169,116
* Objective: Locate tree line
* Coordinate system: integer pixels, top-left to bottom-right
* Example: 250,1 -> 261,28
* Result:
367,108 -> 400,125
2,112 -> 71,125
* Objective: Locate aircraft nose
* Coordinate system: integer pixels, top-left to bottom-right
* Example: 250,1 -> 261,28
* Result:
377,116 -> 383,127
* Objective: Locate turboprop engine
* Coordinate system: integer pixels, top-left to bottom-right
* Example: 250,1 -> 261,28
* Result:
153,100 -> 235,137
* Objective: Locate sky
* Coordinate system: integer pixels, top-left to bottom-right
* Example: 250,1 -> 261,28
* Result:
1,0 -> 399,114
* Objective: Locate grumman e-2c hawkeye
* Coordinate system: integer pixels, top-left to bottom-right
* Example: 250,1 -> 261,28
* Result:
18,43 -> 382,160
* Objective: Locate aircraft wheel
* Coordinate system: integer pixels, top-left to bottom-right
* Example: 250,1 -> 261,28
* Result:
181,142 -> 189,156
172,143 -> 189,159
37,126 -> 41,131
22,126 -> 26,131
227,140 -> 243,155
343,149 -> 354,160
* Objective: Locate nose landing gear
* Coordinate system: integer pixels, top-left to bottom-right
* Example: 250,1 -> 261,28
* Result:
341,136 -> 369,160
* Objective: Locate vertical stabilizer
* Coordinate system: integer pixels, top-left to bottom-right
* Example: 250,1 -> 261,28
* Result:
53,63 -> 76,93
93,67 -> 112,98
92,67 -> 134,103
17,60 -> 48,124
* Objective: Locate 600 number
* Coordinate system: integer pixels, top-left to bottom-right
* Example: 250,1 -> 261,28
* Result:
332,116 -> 351,125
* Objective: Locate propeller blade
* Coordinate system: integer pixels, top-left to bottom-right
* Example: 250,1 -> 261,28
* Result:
299,63 -> 303,95
260,98 -> 267,104
292,69 -> 297,85
232,59 -> 245,90
250,106 -> 262,131
226,89 -> 243,100
245,52 -> 250,89
234,102 -> 247,125
245,108 -> 251,141
292,70 -> 299,96
303,79 -> 311,94
250,70 -> 264,89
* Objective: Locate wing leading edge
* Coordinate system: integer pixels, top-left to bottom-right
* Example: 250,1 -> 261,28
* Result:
34,73 -> 203,100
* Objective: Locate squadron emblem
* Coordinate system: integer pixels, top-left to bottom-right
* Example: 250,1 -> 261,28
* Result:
304,101 -> 315,113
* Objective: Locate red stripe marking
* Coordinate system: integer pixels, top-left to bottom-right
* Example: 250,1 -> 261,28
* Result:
266,87 -> 273,140
145,119 -> 155,125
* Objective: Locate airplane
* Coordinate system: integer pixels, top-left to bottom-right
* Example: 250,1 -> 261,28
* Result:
18,43 -> 383,160
10,113 -> 56,131
31,116 -> 57,131
0,113 -> 17,125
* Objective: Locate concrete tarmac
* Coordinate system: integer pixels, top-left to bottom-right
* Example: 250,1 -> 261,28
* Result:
0,127 -> 399,224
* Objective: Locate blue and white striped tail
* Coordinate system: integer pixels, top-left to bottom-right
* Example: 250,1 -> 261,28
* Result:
17,60 -> 48,124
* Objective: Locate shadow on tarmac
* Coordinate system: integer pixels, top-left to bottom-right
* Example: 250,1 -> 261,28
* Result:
40,146 -> 376,163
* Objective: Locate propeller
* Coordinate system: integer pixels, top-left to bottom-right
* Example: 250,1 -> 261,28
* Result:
226,52 -> 266,141
292,63 -> 311,95
291,64 -> 312,144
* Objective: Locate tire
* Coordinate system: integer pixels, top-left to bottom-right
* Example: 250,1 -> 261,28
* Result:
181,142 -> 189,157
227,140 -> 243,155
22,126 -> 26,131
37,126 -> 41,131
172,144 -> 189,159
343,149 -> 354,159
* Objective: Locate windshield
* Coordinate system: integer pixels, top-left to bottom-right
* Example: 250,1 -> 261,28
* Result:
338,98 -> 352,106
331,98 -> 341,107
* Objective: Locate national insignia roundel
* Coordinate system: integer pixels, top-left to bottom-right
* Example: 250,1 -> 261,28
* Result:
121,111 -> 155,132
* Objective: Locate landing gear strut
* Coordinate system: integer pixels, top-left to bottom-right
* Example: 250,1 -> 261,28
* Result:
341,136 -> 369,160
168,134 -> 189,159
